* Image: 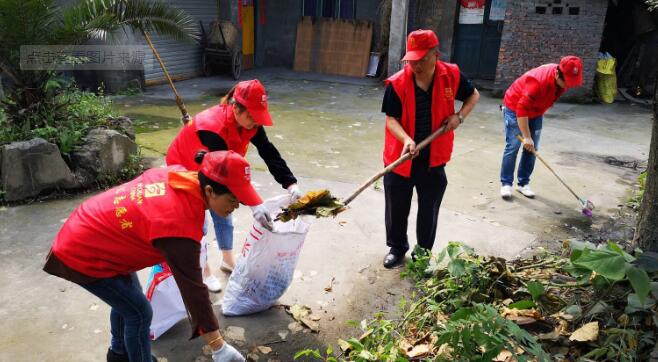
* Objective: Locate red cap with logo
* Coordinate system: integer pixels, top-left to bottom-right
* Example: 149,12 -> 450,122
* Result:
200,150 -> 262,206
559,56 -> 584,88
233,79 -> 273,126
402,30 -> 440,62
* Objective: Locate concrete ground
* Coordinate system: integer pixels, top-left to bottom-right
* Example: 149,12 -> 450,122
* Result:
0,68 -> 653,361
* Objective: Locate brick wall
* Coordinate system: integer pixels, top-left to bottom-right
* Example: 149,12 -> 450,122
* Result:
494,0 -> 608,100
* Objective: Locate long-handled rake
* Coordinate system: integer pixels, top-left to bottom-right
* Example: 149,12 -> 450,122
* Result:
275,125 -> 451,221
514,134 -> 594,217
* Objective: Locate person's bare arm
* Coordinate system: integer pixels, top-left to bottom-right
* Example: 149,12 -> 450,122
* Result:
386,116 -> 417,158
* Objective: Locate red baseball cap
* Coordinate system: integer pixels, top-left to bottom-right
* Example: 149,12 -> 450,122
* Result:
402,30 -> 439,61
233,79 -> 273,126
559,56 -> 584,88
199,150 -> 262,206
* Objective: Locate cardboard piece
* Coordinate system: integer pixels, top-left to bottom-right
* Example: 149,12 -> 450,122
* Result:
294,17 -> 373,77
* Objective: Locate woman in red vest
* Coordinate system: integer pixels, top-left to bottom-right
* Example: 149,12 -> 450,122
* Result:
167,79 -> 301,291
43,151 -> 252,362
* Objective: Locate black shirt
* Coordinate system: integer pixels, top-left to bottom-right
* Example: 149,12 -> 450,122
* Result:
381,71 -> 475,166
197,128 -> 297,189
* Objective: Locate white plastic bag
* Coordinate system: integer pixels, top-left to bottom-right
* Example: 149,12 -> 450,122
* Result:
146,229 -> 209,340
221,195 -> 311,316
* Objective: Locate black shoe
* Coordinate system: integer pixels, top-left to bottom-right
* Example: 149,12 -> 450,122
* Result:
107,349 -> 129,362
106,349 -> 158,362
383,252 -> 405,269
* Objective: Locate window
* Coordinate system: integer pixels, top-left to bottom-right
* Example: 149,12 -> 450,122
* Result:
303,0 -> 355,19
303,0 -> 317,17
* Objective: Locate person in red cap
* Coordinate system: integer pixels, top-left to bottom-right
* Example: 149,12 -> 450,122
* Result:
43,150 -> 255,362
500,56 -> 584,200
381,29 -> 480,268
167,79 -> 301,291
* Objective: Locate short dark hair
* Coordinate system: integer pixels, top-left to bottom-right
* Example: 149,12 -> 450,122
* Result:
556,66 -> 564,80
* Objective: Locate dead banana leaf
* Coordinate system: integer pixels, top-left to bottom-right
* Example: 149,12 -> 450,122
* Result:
285,304 -> 319,332
256,346 -> 272,354
406,344 -> 431,358
493,349 -> 514,362
569,321 -> 599,342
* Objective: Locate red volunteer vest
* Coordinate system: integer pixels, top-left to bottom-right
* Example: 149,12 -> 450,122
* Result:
503,64 -> 566,118
51,166 -> 205,278
166,104 -> 258,170
384,61 -> 461,177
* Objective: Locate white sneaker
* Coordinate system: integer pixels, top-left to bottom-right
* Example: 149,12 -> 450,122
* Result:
203,275 -> 222,293
516,184 -> 536,198
500,185 -> 512,199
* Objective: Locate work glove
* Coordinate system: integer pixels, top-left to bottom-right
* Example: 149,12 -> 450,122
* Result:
212,342 -> 245,362
251,204 -> 273,231
287,184 -> 303,202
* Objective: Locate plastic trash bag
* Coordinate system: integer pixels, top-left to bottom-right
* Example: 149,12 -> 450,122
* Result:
146,227 -> 209,340
596,54 -> 617,104
222,195 -> 312,316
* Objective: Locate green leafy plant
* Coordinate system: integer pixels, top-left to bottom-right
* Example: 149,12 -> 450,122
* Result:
435,304 -> 550,362
628,171 -> 647,209
1,81 -> 116,153
0,0 -> 198,135
116,85 -> 142,96
567,241 -> 654,306
97,150 -> 143,187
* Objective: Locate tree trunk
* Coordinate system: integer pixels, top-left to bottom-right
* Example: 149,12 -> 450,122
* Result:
634,76 -> 658,252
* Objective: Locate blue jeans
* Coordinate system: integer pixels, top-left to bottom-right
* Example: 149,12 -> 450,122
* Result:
80,273 -> 153,362
500,108 -> 543,186
210,210 -> 233,250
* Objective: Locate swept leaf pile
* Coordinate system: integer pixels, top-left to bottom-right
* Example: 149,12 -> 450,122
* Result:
277,189 -> 346,222
297,241 -> 658,361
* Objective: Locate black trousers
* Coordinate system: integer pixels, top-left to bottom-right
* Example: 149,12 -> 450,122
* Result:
384,163 -> 448,255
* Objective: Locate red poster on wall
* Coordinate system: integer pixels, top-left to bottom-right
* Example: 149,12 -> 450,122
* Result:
459,0 -> 486,24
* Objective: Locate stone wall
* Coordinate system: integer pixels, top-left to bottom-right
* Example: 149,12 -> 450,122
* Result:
494,0 -> 608,100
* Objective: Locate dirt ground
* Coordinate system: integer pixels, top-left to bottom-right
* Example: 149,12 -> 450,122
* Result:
0,68 -> 653,361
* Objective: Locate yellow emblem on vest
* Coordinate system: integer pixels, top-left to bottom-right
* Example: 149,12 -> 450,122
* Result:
144,182 -> 166,198
445,87 -> 454,100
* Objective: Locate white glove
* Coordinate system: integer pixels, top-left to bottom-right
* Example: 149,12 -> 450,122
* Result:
212,342 -> 245,362
251,204 -> 273,230
287,184 -> 303,202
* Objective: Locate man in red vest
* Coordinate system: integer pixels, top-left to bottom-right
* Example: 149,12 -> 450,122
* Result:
500,56 -> 583,200
381,29 -> 480,268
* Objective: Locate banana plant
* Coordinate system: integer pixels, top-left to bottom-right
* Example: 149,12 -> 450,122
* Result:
0,0 -> 199,128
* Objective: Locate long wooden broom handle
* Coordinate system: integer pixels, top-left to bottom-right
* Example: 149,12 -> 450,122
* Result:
514,134 -> 582,201
142,30 -> 191,124
342,124 -> 449,206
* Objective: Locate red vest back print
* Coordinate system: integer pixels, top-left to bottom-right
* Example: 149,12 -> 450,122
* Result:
51,166 -> 205,278
383,61 -> 461,177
